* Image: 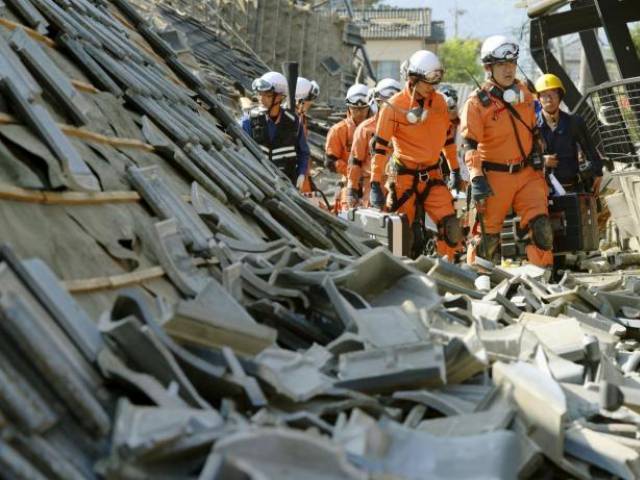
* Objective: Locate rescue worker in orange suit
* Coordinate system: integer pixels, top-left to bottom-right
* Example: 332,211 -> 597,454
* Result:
295,77 -> 321,193
325,84 -> 370,212
346,78 -> 402,208
369,50 -> 463,260
460,35 -> 553,267
242,71 -> 309,190
438,84 -> 465,193
535,73 -> 603,195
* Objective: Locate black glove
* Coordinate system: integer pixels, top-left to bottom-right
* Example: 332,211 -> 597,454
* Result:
471,176 -> 492,203
369,181 -> 385,209
346,188 -> 359,208
324,157 -> 337,172
448,169 -> 462,191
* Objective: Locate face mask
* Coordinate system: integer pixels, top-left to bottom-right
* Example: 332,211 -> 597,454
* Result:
502,86 -> 522,104
405,86 -> 431,124
406,107 -> 428,124
489,84 -> 524,105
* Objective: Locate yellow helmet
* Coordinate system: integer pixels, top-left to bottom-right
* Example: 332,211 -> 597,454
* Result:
535,73 -> 565,94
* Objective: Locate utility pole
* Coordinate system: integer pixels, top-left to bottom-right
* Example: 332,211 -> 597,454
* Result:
450,1 -> 466,39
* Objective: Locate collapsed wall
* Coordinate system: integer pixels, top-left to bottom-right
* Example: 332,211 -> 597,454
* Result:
153,0 -> 369,103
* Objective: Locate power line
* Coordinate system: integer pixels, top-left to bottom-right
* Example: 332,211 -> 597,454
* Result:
450,1 -> 466,38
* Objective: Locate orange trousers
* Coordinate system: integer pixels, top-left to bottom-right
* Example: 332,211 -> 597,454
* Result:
393,171 -> 458,260
467,166 -> 553,267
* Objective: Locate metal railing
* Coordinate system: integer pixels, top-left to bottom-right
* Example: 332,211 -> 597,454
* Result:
573,77 -> 640,166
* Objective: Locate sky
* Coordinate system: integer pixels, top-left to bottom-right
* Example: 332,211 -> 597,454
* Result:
382,0 -> 530,41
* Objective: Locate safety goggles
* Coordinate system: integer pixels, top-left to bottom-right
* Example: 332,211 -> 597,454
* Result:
252,78 -> 274,93
414,69 -> 444,85
346,96 -> 369,107
488,43 -> 519,63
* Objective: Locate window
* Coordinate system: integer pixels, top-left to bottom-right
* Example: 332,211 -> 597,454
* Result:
320,56 -> 342,76
374,61 -> 401,81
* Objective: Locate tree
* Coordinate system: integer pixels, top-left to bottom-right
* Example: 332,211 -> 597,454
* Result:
631,22 -> 640,57
438,38 -> 483,84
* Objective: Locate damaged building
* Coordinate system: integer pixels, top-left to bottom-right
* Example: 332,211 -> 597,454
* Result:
1,0 -> 640,479
138,0 -> 374,104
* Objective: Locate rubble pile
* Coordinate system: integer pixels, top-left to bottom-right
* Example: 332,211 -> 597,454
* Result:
4,243 -> 640,479
1,0 -> 640,479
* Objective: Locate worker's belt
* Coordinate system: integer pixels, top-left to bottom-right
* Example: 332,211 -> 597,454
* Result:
482,160 -> 525,174
393,159 -> 442,182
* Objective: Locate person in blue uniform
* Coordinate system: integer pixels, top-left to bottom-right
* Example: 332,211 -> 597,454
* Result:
242,71 -> 309,189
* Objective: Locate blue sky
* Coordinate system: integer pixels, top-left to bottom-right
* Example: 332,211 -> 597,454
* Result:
382,0 -> 529,40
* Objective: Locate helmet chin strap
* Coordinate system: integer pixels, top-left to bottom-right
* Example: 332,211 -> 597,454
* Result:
267,94 -> 281,118
487,65 -> 514,88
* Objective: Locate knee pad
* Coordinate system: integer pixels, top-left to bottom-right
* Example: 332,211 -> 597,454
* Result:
439,214 -> 463,246
529,215 -> 553,251
478,233 -> 501,264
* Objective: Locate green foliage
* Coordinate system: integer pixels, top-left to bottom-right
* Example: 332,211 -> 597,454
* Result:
631,22 -> 640,57
439,38 -> 483,84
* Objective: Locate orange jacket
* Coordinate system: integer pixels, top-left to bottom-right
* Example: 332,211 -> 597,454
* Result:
325,116 -> 357,176
370,85 -> 450,183
460,79 -> 536,177
347,115 -> 377,188
443,117 -> 460,171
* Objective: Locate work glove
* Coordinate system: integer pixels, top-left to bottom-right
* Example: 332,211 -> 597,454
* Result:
295,174 -> 305,190
448,169 -> 462,192
471,176 -> 492,207
544,154 -> 559,169
369,181 -> 385,209
324,157 -> 337,173
346,188 -> 359,208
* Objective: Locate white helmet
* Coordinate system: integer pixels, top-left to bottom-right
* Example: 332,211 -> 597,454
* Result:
402,50 -> 443,84
252,71 -> 288,95
481,35 -> 519,65
295,77 -> 320,101
309,80 -> 320,100
345,83 -> 369,107
296,77 -> 312,101
374,78 -> 402,100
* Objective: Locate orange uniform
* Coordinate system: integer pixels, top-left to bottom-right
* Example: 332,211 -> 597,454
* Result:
347,115 -> 378,207
325,116 -> 358,212
460,79 -> 552,267
325,117 -> 356,176
442,117 -> 460,175
371,86 -> 461,260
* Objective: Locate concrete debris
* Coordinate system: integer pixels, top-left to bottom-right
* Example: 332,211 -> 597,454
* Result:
493,361 -> 567,462
336,342 -> 446,393
255,348 -> 333,402
0,0 -> 640,477
213,428 -> 367,480
334,411 -> 542,479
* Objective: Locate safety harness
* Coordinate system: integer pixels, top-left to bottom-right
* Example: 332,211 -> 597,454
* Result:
475,87 -> 544,174
392,160 -> 446,211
